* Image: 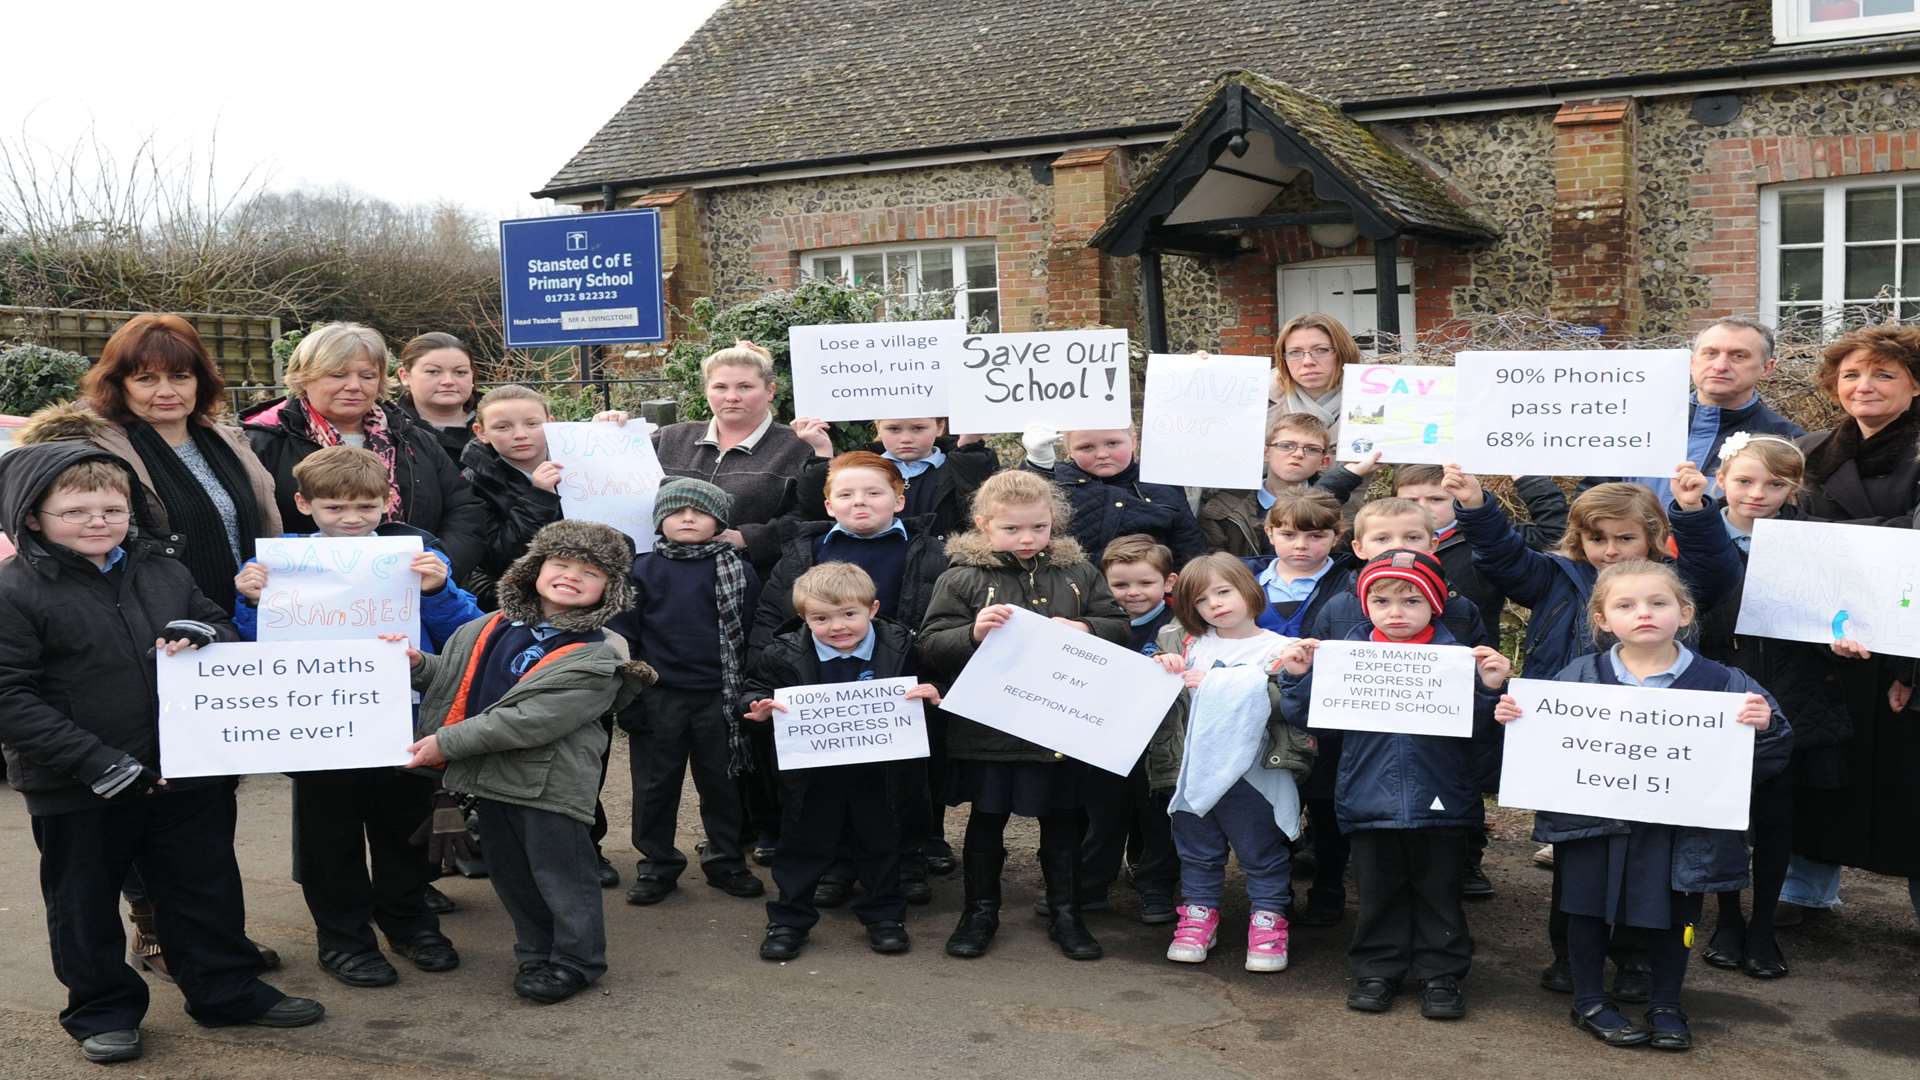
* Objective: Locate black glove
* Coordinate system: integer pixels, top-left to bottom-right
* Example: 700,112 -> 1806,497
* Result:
90,754 -> 159,799
410,789 -> 478,874
159,619 -> 220,649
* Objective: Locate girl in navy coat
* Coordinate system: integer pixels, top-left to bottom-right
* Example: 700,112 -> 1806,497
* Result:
1496,560 -> 1790,1052
1027,426 -> 1208,565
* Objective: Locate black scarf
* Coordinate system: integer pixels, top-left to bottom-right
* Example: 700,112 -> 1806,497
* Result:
1806,401 -> 1920,484
125,419 -> 262,610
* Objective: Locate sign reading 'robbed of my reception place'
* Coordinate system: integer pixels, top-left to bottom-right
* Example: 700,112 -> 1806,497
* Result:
1454,350 -> 1689,476
787,320 -> 961,421
1497,677 -> 1755,831
1307,640 -> 1479,737
940,606 -> 1181,775
157,640 -> 414,778
771,676 -> 929,770
946,329 -> 1132,435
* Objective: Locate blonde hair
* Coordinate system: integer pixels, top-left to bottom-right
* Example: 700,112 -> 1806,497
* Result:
701,339 -> 776,384
1353,496 -> 1434,538
1561,483 -> 1668,562
1170,553 -> 1265,633
47,459 -> 131,500
1100,533 -> 1175,577
1266,411 -> 1331,444
285,322 -> 391,398
293,446 -> 390,501
475,384 -> 551,424
1586,559 -> 1694,644
1714,434 -> 1806,493
1273,313 -> 1362,397
791,561 -> 878,615
969,469 -> 1072,531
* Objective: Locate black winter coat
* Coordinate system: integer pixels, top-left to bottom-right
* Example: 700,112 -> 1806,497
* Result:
0,442 -> 241,815
1040,459 -> 1208,565
241,397 -> 488,581
458,438 -> 563,608
749,515 -> 947,651
396,394 -> 475,465
799,437 -> 998,541
1436,475 -> 1569,644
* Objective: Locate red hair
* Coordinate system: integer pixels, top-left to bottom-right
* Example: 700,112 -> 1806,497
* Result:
82,314 -> 227,422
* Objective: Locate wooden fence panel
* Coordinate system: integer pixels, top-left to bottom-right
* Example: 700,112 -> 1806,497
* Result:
0,305 -> 282,387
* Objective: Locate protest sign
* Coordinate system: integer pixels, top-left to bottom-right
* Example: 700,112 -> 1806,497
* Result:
1335,363 -> 1461,465
940,606 -> 1181,775
787,320 -> 961,421
1139,353 -> 1269,489
254,535 -> 422,645
1454,350 -> 1689,476
1738,517 -> 1920,656
157,639 -> 415,777
1497,677 -> 1755,830
545,419 -> 665,552
1306,639 -> 1478,737
770,676 -> 929,770
946,329 -> 1132,435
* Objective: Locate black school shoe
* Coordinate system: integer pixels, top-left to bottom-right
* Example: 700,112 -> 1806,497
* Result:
814,879 -> 851,908
250,996 -> 326,1028
318,949 -> 398,988
1611,963 -> 1653,1004
709,869 -> 766,899
901,877 -> 933,905
596,856 -> 620,889
1644,1007 -> 1693,1051
1460,865 -> 1495,899
513,960 -> 550,998
79,1029 -> 142,1063
1346,977 -> 1399,1013
1540,958 -> 1574,993
421,883 -> 458,915
867,921 -> 911,954
760,925 -> 808,961
1571,1002 -> 1651,1047
1703,925 -> 1744,969
518,964 -> 591,1005
1420,976 -> 1467,1019
1138,893 -> 1177,925
388,933 -> 460,973
626,876 -> 676,906
750,836 -> 778,867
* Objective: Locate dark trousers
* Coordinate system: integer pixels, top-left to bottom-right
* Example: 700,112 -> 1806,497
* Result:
739,719 -> 783,845
33,784 -> 282,1038
590,713 -> 613,850
626,686 -> 746,881
1304,796 -> 1352,909
1548,858 -> 1648,966
1347,828 -> 1473,983
1083,759 -> 1177,901
293,768 -> 439,955
1716,770 -> 1793,938
1569,891 -> 1702,1013
767,766 -> 904,930
474,799 -> 606,981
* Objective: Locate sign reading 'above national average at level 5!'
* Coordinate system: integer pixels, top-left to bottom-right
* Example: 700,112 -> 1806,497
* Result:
499,209 -> 664,348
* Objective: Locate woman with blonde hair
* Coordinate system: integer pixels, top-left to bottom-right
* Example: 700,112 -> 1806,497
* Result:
1269,313 -> 1362,444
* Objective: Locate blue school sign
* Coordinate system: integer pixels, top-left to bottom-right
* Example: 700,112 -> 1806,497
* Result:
498,209 -> 665,348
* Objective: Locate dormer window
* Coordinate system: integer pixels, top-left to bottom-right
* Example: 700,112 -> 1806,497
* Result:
1776,1 -> 1920,43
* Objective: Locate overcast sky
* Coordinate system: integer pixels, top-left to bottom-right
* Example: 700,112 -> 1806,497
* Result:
0,0 -> 727,223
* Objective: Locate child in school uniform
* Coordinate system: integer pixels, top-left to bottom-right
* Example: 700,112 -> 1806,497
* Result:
1496,560 -> 1789,1051
458,385 -> 563,610
742,563 -> 944,960
1199,412 -> 1377,557
1390,465 -> 1568,644
0,443 -> 324,1064
1150,554 -> 1305,972
402,520 -> 655,1005
752,451 -> 950,906
1278,550 -> 1511,1019
1022,425 -> 1208,564
800,417 -> 998,541
1243,489 -> 1354,640
231,446 -> 482,986
613,478 -> 767,906
919,470 -> 1130,960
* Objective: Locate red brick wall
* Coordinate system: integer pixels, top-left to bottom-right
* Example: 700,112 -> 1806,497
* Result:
1551,101 -> 1639,333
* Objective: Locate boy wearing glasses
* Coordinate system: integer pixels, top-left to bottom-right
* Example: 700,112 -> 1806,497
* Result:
1198,413 -> 1378,557
0,443 -> 324,1065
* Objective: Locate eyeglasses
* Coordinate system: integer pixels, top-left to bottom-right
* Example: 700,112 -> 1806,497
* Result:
1284,346 -> 1336,361
37,509 -> 131,525
1267,440 -> 1329,457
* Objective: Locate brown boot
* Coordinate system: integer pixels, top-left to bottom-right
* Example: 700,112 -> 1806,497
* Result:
125,900 -> 173,983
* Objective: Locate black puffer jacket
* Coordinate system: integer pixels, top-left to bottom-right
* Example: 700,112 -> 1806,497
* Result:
749,515 -> 947,651
1040,459 -> 1208,565
0,442 -> 241,815
396,394 -> 475,465
241,397 -> 487,580
458,438 -> 563,608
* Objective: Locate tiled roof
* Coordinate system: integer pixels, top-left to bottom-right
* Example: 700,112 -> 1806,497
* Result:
539,0 -> 1918,196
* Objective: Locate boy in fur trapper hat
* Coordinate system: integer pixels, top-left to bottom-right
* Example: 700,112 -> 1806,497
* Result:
399,519 -> 655,1005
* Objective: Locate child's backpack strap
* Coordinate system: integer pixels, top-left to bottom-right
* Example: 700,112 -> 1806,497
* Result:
443,613 -> 506,728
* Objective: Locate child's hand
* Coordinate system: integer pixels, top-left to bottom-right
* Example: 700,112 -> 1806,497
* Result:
904,683 -> 943,707
1050,617 -> 1089,634
592,409 -> 631,425
954,432 -> 984,447
1343,449 -> 1384,477
1891,679 -> 1913,713
1471,645 -> 1512,689
1736,692 -> 1772,730
1832,637 -> 1872,660
531,461 -> 564,493
1440,464 -> 1484,509
1494,694 -> 1523,724
404,733 -> 447,768
1276,639 -> 1319,676
791,417 -> 834,457
411,552 -> 447,594
973,604 -> 1014,641
743,698 -> 785,723
1021,423 -> 1061,469
1155,653 -> 1187,675
1671,461 -> 1708,511
154,636 -> 201,657
378,632 -> 423,668
1182,668 -> 1208,689
234,563 -> 268,602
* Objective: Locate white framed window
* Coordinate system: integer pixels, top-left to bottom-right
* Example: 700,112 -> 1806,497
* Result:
1774,1 -> 1920,43
1759,172 -> 1920,335
1276,256 -> 1415,353
801,241 -> 1000,331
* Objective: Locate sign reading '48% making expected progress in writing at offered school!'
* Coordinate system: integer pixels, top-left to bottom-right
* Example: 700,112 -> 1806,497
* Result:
498,209 -> 665,348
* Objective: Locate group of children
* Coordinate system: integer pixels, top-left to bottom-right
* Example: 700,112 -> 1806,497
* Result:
0,351 -> 1823,1062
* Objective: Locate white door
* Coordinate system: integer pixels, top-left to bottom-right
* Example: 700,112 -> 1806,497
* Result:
1277,257 -> 1415,353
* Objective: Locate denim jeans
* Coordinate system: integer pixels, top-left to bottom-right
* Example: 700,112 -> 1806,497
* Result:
1170,779 -> 1291,913
1781,856 -> 1920,920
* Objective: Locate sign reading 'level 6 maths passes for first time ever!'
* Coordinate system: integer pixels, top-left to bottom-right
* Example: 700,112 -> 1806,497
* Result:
1454,350 -> 1689,476
499,209 -> 664,348
945,329 -> 1132,435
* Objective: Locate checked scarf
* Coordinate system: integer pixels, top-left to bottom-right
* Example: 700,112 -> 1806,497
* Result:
653,537 -> 755,776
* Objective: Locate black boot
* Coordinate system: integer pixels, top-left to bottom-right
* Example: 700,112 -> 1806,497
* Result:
1039,847 -> 1103,961
945,849 -> 1005,958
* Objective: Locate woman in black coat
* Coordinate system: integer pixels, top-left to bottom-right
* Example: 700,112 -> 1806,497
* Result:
240,322 -> 487,579
1783,323 -> 1920,924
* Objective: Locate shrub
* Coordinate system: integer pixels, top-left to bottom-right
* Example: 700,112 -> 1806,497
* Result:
0,342 -> 89,415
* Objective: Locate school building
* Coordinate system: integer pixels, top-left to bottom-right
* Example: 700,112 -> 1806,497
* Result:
536,0 -> 1920,353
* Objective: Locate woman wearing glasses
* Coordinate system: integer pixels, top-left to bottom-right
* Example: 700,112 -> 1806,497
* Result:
1269,313 -> 1363,445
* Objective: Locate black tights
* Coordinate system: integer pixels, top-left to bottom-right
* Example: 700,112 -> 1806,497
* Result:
963,809 -> 1085,855
1570,891 -> 1703,1021
1713,772 -> 1792,963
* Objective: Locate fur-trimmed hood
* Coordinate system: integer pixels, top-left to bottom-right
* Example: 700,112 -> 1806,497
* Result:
942,529 -> 1088,570
495,519 -> 637,633
18,400 -> 121,447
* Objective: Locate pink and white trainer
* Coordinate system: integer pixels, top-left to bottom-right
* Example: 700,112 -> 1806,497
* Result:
1246,910 -> 1290,972
1166,904 -> 1219,963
